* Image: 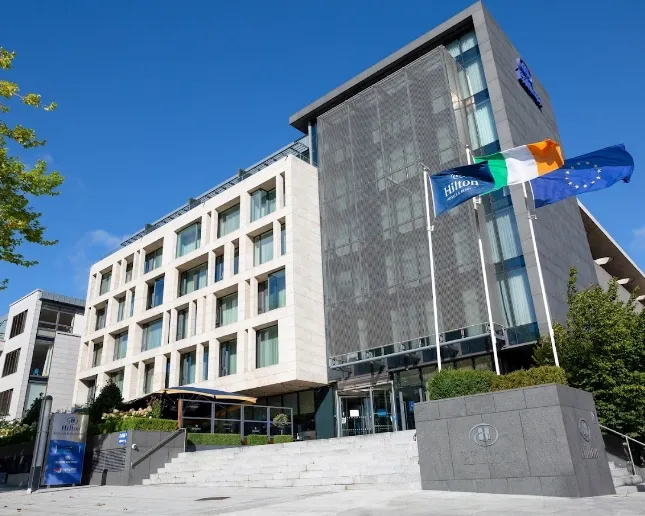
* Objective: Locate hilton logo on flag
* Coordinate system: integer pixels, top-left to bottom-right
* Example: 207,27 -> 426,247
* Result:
429,164 -> 495,217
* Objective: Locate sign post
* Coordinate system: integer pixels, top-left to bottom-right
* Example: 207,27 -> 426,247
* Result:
27,395 -> 53,493
43,413 -> 89,486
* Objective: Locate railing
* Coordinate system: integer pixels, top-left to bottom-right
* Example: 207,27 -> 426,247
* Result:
130,428 -> 186,469
600,424 -> 645,475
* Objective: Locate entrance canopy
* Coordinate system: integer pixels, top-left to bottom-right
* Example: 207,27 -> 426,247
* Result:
125,386 -> 256,406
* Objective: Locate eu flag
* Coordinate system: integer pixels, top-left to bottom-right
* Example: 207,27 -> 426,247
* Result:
530,144 -> 634,208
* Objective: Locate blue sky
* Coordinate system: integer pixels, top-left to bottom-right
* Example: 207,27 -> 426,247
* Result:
1,0 -> 644,310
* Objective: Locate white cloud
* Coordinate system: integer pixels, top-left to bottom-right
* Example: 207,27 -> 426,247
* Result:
87,229 -> 125,250
632,226 -> 645,249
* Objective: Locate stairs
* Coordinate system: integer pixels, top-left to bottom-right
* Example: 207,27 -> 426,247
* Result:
610,462 -> 645,495
144,430 -> 421,489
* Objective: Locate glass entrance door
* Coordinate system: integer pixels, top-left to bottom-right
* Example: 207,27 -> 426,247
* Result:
372,387 -> 395,434
340,395 -> 372,436
337,383 -> 397,436
398,387 -> 423,430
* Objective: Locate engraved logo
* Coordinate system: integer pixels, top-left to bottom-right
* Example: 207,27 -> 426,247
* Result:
578,418 -> 591,442
469,424 -> 499,447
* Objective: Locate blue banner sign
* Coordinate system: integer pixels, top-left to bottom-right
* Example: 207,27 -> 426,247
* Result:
515,58 -> 542,108
429,162 -> 495,217
43,413 -> 88,486
117,431 -> 128,446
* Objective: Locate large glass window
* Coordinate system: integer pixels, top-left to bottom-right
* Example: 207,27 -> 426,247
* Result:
92,342 -> 103,367
113,331 -> 128,360
216,293 -> 238,327
219,340 -> 237,376
176,308 -> 188,340
253,230 -> 273,265
218,204 -> 240,238
95,308 -> 106,330
179,350 -> 196,386
144,248 -> 163,274
38,305 -> 76,333
2,349 -> 20,377
142,318 -> 163,351
86,380 -> 96,403
214,255 -> 224,282
100,272 -> 111,295
130,288 -> 135,317
0,389 -> 13,416
125,262 -> 133,283
280,223 -> 286,255
176,222 -> 201,257
8,310 -> 27,339
116,296 -> 126,322
256,325 -> 278,368
497,268 -> 537,328
143,363 -> 154,394
251,188 -> 276,221
147,277 -> 165,309
179,263 -> 207,296
258,269 -> 286,314
486,207 -> 523,263
233,248 -> 239,274
108,369 -> 124,394
202,346 -> 209,381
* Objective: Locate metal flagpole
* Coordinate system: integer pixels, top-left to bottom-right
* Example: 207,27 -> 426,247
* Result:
467,146 -> 501,375
422,166 -> 442,370
522,182 -> 560,367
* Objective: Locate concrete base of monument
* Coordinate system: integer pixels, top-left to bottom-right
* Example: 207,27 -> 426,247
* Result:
414,384 -> 616,497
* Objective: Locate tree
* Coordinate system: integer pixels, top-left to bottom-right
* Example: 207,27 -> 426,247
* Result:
21,393 -> 44,426
0,48 -> 63,289
536,268 -> 645,440
88,381 -> 123,424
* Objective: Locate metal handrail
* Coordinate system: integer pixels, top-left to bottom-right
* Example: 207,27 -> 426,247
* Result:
600,424 -> 644,475
130,428 -> 186,469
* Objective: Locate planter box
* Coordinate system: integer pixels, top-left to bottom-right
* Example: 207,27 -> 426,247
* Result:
414,384 -> 615,497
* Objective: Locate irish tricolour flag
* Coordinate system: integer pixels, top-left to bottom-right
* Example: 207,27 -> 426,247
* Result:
474,139 -> 564,189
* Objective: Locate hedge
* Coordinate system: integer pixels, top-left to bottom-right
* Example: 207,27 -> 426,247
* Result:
427,366 -> 568,400
188,433 -> 241,446
272,435 -> 294,444
97,417 -> 177,434
492,366 -> 567,391
247,434 -> 269,446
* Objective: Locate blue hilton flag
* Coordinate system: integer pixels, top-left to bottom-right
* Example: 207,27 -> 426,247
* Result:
531,144 -> 634,208
429,162 -> 495,217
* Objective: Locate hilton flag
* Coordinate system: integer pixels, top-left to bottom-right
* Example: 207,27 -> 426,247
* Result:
429,162 -> 496,217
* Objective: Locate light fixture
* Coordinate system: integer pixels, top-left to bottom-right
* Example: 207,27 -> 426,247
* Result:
617,278 -> 631,285
594,257 -> 613,265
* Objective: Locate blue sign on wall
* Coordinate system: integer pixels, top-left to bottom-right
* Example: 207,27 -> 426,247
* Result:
117,432 -> 128,446
43,414 -> 88,486
515,58 -> 543,108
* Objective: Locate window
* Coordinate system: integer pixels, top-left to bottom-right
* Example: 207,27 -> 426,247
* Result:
281,223 -> 286,255
30,341 -> 52,376
143,363 -> 154,394
92,343 -> 103,367
251,188 -> 276,221
113,331 -> 128,360
100,272 -> 112,295
125,262 -> 133,283
9,310 -> 27,339
108,370 -> 124,394
179,263 -> 207,296
219,340 -> 237,376
2,349 -> 20,377
176,222 -> 201,257
23,382 -> 46,416
0,389 -> 13,416
95,308 -> 106,330
218,204 -> 240,238
233,248 -> 239,275
253,230 -> 273,265
144,248 -> 163,273
130,289 -> 136,317
116,297 -> 126,322
142,318 -> 163,351
202,346 -> 209,381
179,351 -> 196,386
164,355 -> 171,388
147,277 -> 165,309
216,293 -> 238,327
86,380 -> 97,403
214,255 -> 224,282
256,326 -> 278,368
38,305 -> 76,333
176,308 -> 188,340
258,269 -> 286,314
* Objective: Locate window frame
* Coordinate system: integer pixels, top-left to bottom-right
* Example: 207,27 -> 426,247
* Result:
0,389 -> 13,416
99,272 -> 112,295
95,307 -> 106,331
113,331 -> 128,361
258,268 -> 286,314
219,339 -> 237,377
217,204 -> 240,238
176,221 -> 202,257
146,276 -> 165,310
2,349 -> 21,377
256,325 -> 279,368
253,230 -> 274,266
179,263 -> 208,297
92,342 -> 103,367
9,310 -> 27,339
142,318 -> 163,351
144,247 -> 163,274
250,187 -> 276,222
215,292 -> 238,328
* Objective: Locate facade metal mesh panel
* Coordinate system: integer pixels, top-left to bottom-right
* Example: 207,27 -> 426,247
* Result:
318,47 -> 490,358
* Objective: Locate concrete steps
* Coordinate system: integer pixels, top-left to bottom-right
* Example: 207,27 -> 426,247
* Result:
144,430 -> 421,489
610,462 -> 645,495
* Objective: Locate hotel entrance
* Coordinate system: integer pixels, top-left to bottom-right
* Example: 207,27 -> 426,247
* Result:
336,383 -> 397,437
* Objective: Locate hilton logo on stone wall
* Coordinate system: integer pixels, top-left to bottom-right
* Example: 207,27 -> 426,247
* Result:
578,418 -> 599,459
469,424 -> 499,447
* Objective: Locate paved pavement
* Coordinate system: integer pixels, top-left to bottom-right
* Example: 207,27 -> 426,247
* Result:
0,485 -> 643,515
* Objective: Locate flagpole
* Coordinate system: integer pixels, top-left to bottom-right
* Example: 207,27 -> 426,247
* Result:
422,166 -> 442,371
467,146 -> 501,375
523,182 -> 560,367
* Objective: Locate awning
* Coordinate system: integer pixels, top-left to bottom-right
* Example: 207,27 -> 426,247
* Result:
125,386 -> 256,405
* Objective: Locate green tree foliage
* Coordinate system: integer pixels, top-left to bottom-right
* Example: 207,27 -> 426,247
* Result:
544,268 -> 645,440
88,381 -> 123,424
0,48 -> 63,289
427,369 -> 496,400
21,394 -> 43,426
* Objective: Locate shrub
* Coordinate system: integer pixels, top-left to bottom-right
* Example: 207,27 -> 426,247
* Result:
89,381 -> 122,423
272,413 -> 289,435
272,435 -> 294,444
427,369 -> 495,400
97,417 -> 177,434
102,406 -> 152,421
188,433 -> 241,446
21,395 -> 43,426
492,366 -> 567,391
0,421 -> 36,446
247,434 -> 269,446
149,397 -> 164,419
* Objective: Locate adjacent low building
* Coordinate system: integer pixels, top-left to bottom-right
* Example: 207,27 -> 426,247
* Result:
0,290 -> 85,420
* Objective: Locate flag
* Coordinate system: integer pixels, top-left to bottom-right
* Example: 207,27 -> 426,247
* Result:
429,162 -> 495,217
530,144 -> 634,208
474,139 -> 564,188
